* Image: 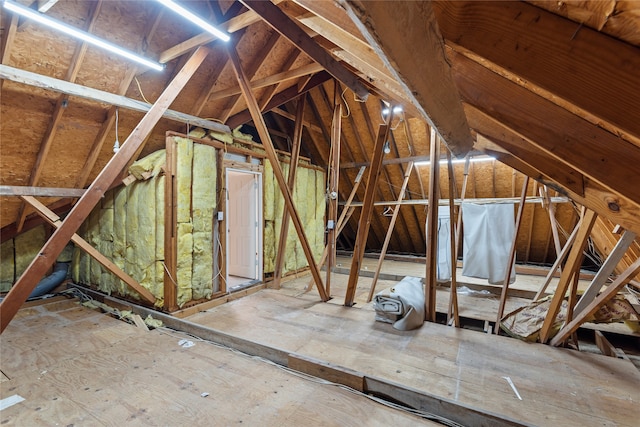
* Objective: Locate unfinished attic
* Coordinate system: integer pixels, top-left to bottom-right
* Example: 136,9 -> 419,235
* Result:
1,0 -> 639,424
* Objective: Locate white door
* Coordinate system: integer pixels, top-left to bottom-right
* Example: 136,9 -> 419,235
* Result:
226,170 -> 261,280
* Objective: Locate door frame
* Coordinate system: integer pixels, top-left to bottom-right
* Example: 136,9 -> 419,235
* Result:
225,167 -> 263,288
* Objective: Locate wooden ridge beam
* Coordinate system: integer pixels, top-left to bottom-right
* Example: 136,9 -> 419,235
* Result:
226,41 -> 328,302
344,122 -> 391,306
21,196 -> 156,304
341,0 -> 473,157
450,49 -> 640,205
0,47 -> 210,334
240,0 -> 369,101
0,186 -> 85,198
273,96 -> 306,289
433,0 -> 640,145
0,64 -> 230,134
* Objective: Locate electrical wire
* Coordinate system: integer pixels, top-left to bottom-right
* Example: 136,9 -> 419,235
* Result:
340,87 -> 351,118
135,76 -> 152,104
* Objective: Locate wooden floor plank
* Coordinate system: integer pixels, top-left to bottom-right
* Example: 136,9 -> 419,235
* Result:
0,300 -> 436,426
189,289 -> 640,427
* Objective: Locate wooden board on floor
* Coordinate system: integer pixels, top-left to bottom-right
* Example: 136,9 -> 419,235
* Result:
188,290 -> 640,427
0,299 -> 437,426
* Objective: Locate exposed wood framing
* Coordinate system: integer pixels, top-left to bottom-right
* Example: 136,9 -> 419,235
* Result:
445,153 -> 460,327
271,107 -> 322,133
534,223 -> 580,301
208,63 -> 324,102
344,122 -> 390,306
434,0 -> 640,147
539,209 -> 598,343
341,0 -> 473,157
220,31 -> 281,124
15,1 -> 103,231
366,162 -> 414,303
0,47 -> 209,333
550,257 -> 640,346
325,101 -> 342,295
451,49 -> 640,206
226,71 -> 332,128
226,42 -> 328,302
474,129 -> 640,236
306,166 -> 366,293
164,135 -> 178,311
240,0 -> 369,101
158,3 -> 275,63
425,129 -> 440,322
273,96 -> 306,289
0,186 -> 85,198
495,176 -> 529,333
258,49 -> 302,111
573,230 -> 637,316
73,0 -> 165,189
0,65 -> 230,134
21,196 -> 155,304
289,0 -> 414,111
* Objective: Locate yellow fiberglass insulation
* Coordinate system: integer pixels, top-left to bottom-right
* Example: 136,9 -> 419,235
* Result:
129,149 -> 165,180
192,143 -> 216,233
14,225 -> 46,279
0,239 -> 14,292
176,137 -> 193,224
263,158 -> 325,276
113,185 -> 128,295
177,221 -> 193,306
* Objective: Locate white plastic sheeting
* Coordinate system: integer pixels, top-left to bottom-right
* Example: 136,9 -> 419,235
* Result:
462,203 -> 516,284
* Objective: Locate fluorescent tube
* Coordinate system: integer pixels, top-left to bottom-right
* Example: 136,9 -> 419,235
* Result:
156,0 -> 230,42
2,0 -> 164,71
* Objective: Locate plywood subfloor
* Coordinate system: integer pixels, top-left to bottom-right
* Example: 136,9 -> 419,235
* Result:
188,290 -> 640,427
0,298 -> 436,426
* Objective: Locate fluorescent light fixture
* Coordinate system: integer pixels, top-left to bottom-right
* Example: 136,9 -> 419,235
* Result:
414,156 -> 495,167
381,105 -> 403,116
156,0 -> 230,42
2,0 -> 164,71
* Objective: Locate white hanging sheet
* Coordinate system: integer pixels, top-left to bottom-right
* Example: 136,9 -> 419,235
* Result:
462,203 -> 516,284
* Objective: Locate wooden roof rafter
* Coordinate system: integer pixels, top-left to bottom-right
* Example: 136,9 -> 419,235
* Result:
434,0 -> 640,148
339,0 -> 474,158
451,48 -> 640,207
239,0 -> 369,101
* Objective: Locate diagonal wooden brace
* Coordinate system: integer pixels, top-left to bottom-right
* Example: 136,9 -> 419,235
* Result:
21,196 -> 156,304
